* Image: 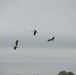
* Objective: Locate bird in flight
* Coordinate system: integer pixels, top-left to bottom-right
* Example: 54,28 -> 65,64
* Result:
47,37 -> 55,42
13,40 -> 19,50
15,40 -> 19,47
31,29 -> 38,36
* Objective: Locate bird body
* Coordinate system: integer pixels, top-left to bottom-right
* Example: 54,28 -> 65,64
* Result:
47,37 -> 55,42
15,40 -> 19,47
13,40 -> 19,50
31,29 -> 38,36
34,30 -> 37,36
14,45 -> 17,50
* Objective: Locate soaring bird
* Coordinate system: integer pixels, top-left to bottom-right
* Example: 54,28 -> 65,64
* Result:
34,30 -> 37,36
47,37 -> 55,42
15,40 -> 19,47
13,40 -> 19,50
31,29 -> 38,36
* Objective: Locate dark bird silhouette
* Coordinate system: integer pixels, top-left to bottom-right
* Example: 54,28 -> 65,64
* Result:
15,40 -> 19,47
14,45 -> 17,50
13,40 -> 19,50
47,37 -> 55,42
31,29 -> 38,36
33,30 -> 38,36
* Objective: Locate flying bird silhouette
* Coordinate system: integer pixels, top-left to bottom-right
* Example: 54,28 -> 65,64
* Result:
47,37 -> 55,42
34,30 -> 37,36
13,40 -> 19,50
15,40 -> 19,47
31,29 -> 38,36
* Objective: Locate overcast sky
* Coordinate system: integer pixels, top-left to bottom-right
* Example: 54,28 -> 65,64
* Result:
0,0 -> 76,75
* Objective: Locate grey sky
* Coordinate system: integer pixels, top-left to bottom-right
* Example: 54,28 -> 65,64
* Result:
0,48 -> 76,75
0,0 -> 76,75
0,0 -> 76,48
